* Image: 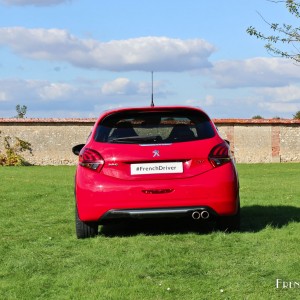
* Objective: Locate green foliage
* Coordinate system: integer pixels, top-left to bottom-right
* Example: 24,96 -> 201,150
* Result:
293,110 -> 300,119
0,131 -> 32,166
0,165 -> 299,299
252,115 -> 264,119
247,0 -> 300,63
15,104 -> 27,118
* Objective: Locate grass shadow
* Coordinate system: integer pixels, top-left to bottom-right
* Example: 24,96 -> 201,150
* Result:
99,219 -> 214,237
99,205 -> 300,237
240,205 -> 300,232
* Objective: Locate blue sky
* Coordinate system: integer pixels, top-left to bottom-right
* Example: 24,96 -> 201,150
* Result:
0,0 -> 300,118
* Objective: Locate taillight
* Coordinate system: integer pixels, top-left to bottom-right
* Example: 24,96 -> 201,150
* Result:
209,142 -> 232,168
79,148 -> 104,171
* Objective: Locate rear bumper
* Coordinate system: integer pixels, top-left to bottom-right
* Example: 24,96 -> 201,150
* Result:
75,163 -> 239,222
100,206 -> 216,222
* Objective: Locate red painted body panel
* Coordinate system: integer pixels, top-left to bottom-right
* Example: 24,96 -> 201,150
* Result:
88,139 -> 220,180
76,162 -> 238,221
74,106 -> 239,223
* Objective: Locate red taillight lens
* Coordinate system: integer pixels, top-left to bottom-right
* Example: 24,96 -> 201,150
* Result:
79,148 -> 104,171
209,142 -> 232,168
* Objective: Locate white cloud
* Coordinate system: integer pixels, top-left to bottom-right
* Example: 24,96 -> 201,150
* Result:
37,83 -> 75,100
204,95 -> 214,106
208,57 -> 300,88
0,91 -> 8,102
0,78 -> 97,108
101,78 -> 138,95
185,95 -> 214,107
256,85 -> 300,102
0,77 -> 171,117
0,79 -> 74,102
1,76 -> 298,118
0,0 -> 71,6
0,27 -> 215,72
254,85 -> 300,114
101,78 -> 161,96
259,102 -> 300,113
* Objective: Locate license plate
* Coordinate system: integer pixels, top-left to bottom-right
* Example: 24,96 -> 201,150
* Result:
131,162 -> 183,175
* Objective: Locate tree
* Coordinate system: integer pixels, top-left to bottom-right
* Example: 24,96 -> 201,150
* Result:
252,115 -> 264,119
293,110 -> 300,118
15,105 -> 27,118
247,0 -> 300,63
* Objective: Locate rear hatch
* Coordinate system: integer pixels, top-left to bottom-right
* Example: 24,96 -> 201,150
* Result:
88,108 -> 225,180
91,140 -> 220,180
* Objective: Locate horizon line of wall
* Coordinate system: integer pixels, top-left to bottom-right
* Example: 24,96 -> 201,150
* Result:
0,118 -> 299,165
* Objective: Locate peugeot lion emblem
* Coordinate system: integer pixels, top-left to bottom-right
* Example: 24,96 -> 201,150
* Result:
153,150 -> 160,157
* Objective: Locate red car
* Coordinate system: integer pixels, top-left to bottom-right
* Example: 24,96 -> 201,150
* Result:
72,106 -> 240,238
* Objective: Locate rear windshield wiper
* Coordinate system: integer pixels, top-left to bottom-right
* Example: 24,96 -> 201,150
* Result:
108,135 -> 162,144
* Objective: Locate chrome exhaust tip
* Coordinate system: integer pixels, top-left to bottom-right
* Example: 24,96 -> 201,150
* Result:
200,210 -> 210,220
192,211 -> 201,220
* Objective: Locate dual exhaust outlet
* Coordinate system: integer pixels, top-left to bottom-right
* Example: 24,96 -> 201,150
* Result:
191,210 -> 210,220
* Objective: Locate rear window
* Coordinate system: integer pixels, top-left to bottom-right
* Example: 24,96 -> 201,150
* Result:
94,109 -> 215,144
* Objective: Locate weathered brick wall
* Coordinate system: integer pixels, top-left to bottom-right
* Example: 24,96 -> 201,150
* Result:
0,118 -> 299,165
0,119 -> 94,165
216,119 -> 300,163
280,124 -> 300,162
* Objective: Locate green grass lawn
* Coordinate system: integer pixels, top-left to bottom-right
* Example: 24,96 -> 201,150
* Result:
0,164 -> 299,300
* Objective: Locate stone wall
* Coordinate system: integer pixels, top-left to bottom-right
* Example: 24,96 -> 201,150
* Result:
216,119 -> 300,163
0,118 -> 299,165
0,119 -> 94,165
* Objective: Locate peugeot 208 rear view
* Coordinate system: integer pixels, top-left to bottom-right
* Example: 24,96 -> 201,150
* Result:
72,106 -> 240,238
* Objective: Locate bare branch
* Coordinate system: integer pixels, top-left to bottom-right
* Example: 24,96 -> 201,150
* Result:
247,0 -> 300,63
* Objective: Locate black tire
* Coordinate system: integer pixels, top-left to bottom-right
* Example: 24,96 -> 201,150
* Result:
217,212 -> 240,232
75,206 -> 98,239
217,201 -> 240,232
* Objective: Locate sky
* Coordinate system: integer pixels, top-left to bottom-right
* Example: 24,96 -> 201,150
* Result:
0,0 -> 300,119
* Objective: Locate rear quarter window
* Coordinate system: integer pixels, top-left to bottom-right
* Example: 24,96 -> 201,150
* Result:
94,109 -> 215,144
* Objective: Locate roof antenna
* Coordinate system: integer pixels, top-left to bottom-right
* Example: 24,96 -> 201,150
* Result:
150,71 -> 155,107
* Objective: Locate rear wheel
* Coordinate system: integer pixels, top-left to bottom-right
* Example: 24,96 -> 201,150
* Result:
217,201 -> 240,232
75,206 -> 98,239
217,212 -> 240,232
